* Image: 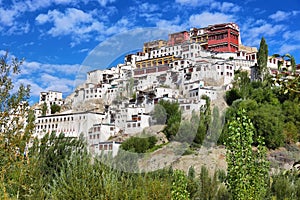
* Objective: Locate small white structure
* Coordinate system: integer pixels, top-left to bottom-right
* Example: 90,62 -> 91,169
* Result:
39,91 -> 64,115
92,141 -> 121,157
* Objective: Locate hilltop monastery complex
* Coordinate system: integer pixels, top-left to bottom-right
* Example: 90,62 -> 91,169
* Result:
32,22 -> 294,156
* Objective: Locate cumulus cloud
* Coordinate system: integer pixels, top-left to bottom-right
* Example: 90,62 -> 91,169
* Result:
269,10 -> 300,22
189,12 -> 235,27
36,8 -> 105,44
210,2 -> 241,13
241,21 -> 286,47
138,2 -> 159,12
1,49 -> 81,100
155,16 -> 185,33
97,0 -> 116,7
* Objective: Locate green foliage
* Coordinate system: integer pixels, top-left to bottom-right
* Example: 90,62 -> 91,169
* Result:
256,37 -> 268,81
41,102 -> 47,116
152,104 -> 167,124
50,153 -> 173,199
233,71 -> 251,99
29,132 -> 86,196
283,122 -> 298,144
193,98 -> 211,146
270,171 -> 300,200
50,104 -> 61,114
251,104 -> 284,149
225,88 -> 241,105
121,136 -> 157,153
207,107 -> 223,144
0,53 -> 33,199
158,100 -> 182,139
226,109 -> 269,200
175,112 -> 199,143
171,170 -> 190,200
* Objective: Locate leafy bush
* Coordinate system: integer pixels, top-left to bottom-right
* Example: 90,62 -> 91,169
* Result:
121,136 -> 157,153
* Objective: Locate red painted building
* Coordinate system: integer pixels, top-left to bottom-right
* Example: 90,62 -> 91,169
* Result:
168,31 -> 190,46
207,23 -> 240,53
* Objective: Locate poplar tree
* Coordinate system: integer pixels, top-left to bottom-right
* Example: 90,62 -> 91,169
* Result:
226,109 -> 269,200
0,53 -> 33,198
257,37 -> 268,81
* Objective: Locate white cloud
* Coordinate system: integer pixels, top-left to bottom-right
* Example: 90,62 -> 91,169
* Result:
0,8 -> 18,26
278,44 -> 300,55
175,0 -> 214,7
155,16 -> 185,33
17,61 -> 81,98
283,30 -> 300,41
138,3 -> 159,12
241,22 -> 286,46
189,12 -> 235,27
105,18 -> 132,35
97,0 -> 115,7
36,8 -> 105,44
210,2 -> 241,13
21,61 -> 81,75
248,24 -> 285,38
1,50 -> 81,100
269,10 -> 300,22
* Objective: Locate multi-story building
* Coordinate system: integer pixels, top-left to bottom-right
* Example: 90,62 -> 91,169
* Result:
34,111 -> 106,139
207,23 -> 240,53
39,91 -> 63,105
143,40 -> 168,53
39,91 -> 64,115
32,22 -> 276,159
168,31 -> 190,46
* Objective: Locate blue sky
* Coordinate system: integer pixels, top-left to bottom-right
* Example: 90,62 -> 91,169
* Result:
0,0 -> 299,104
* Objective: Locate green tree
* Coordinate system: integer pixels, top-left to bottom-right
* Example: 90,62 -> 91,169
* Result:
29,132 -> 86,197
121,136 -> 157,153
175,112 -> 199,143
252,104 -> 284,149
233,71 -> 251,99
171,170 -> 189,200
50,104 -> 61,114
0,53 -> 34,199
193,97 -> 211,146
225,88 -> 241,106
256,37 -> 268,81
41,102 -> 47,116
207,107 -> 223,144
152,104 -> 167,124
271,53 -> 294,72
226,109 -> 269,200
158,100 -> 182,139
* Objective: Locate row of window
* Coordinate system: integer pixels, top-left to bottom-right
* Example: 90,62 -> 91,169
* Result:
92,126 -> 114,132
98,144 -> 113,150
217,66 -> 233,70
37,116 -> 86,124
208,33 -> 228,40
127,122 -> 141,128
86,95 -> 102,99
218,72 -> 233,76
